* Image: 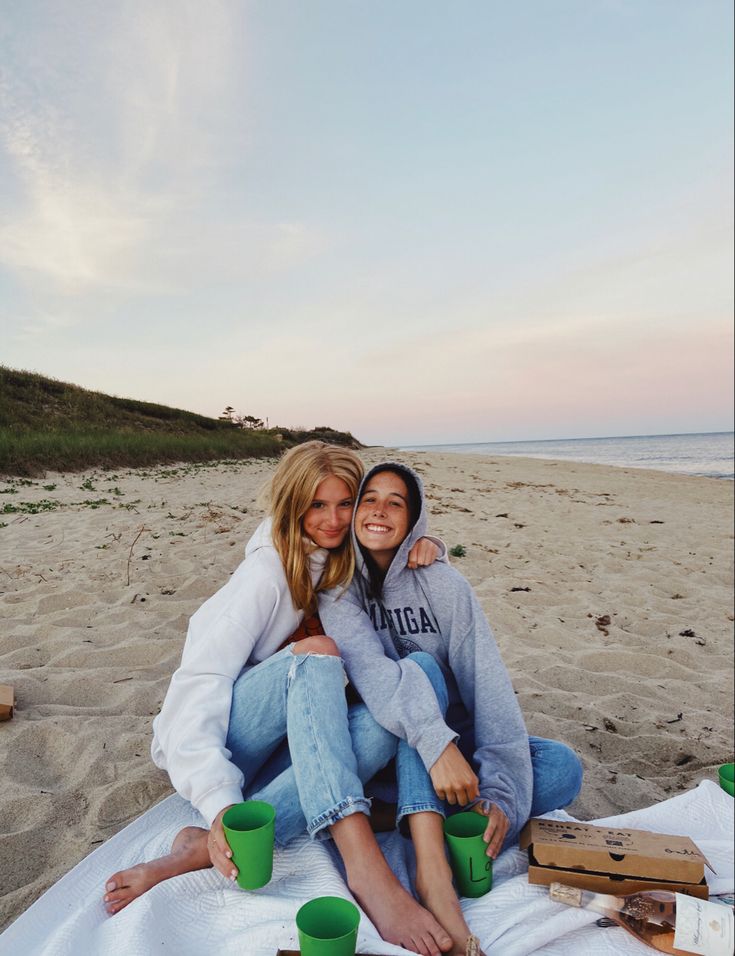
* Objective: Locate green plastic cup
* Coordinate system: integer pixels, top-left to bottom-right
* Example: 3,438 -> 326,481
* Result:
719,763 -> 735,797
443,811 -> 493,898
296,896 -> 360,956
222,800 -> 275,890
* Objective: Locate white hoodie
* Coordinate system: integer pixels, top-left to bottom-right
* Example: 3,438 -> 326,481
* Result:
150,518 -> 326,825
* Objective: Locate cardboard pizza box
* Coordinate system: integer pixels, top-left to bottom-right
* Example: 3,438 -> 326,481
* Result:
520,818 -> 709,900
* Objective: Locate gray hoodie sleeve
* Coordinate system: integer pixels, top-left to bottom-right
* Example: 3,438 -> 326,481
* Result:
319,590 -> 458,771
425,564 -> 533,837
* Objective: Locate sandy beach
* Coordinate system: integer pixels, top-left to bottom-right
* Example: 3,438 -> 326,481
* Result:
1,450 -> 733,933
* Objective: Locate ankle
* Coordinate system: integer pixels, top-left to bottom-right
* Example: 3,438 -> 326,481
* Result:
349,859 -> 406,903
416,854 -> 453,885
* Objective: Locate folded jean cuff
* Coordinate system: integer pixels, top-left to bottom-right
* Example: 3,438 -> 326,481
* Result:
396,802 -> 445,827
307,796 -> 372,840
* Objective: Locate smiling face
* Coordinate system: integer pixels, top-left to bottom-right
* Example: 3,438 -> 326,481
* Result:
355,470 -> 412,570
301,474 -> 355,550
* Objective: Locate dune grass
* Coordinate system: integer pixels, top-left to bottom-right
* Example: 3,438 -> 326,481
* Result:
0,367 -> 360,476
0,428 -> 283,477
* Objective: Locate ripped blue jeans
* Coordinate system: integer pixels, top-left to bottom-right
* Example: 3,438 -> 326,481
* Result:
225,644 -> 396,847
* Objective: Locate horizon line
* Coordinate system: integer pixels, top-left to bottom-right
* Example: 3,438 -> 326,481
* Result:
399,429 -> 735,448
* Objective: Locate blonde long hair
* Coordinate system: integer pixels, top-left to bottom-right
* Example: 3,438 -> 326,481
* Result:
265,441 -> 363,614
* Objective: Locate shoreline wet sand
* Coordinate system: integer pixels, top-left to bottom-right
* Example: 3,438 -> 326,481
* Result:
1,450 -> 732,931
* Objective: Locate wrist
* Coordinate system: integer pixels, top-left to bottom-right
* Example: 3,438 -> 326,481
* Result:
198,787 -> 243,827
214,803 -> 236,824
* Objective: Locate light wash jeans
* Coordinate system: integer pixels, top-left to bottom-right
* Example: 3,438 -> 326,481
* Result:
394,652 -> 584,847
225,644 -> 396,847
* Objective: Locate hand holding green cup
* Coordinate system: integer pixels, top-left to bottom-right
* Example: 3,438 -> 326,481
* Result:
222,800 -> 275,890
296,896 -> 360,956
443,811 -> 493,898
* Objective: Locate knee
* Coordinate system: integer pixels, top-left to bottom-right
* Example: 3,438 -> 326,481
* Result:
406,651 -> 445,687
405,651 -> 448,711
406,650 -> 438,679
530,738 -> 583,813
293,635 -> 340,658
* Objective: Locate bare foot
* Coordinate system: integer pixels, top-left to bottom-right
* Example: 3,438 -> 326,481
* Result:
416,859 -> 472,956
330,814 -> 452,956
350,867 -> 453,956
102,826 -> 211,915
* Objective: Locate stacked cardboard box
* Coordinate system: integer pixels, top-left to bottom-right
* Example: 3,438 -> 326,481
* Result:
521,818 -> 709,899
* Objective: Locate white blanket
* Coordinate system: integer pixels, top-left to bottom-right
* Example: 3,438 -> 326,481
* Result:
1,781 -> 732,956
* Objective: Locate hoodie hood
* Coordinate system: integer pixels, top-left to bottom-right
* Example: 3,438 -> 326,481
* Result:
352,461 -> 427,591
245,516 -> 275,557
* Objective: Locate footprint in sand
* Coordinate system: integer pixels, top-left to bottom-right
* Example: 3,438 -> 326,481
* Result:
95,777 -> 169,828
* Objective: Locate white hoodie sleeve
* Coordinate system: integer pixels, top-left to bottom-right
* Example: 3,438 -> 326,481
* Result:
151,552 -> 283,825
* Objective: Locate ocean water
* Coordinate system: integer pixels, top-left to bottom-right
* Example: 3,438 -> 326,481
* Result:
400,432 -> 735,479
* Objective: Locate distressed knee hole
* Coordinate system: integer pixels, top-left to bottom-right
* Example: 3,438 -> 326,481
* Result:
292,635 -> 340,657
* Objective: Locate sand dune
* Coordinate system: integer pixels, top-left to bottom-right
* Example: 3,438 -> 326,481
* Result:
1,451 -> 732,931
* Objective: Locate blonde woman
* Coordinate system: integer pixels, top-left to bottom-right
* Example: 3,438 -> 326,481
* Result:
103,442 -> 455,956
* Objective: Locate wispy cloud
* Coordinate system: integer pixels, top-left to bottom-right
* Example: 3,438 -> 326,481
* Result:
0,1 -> 324,328
1,6 -> 175,292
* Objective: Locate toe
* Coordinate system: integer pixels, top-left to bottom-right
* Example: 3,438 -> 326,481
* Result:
432,925 -> 452,950
424,941 -> 440,956
105,870 -> 130,892
105,893 -> 135,916
104,888 -> 129,904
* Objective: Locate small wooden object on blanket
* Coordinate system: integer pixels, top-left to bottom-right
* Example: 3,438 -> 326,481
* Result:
0,684 -> 14,721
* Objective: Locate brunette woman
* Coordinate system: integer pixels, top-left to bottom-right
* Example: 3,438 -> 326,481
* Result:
320,462 -> 583,956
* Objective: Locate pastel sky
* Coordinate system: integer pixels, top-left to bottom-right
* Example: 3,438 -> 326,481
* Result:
1,1 -> 732,446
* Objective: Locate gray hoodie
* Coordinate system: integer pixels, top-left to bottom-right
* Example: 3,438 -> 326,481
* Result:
319,462 -> 533,836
